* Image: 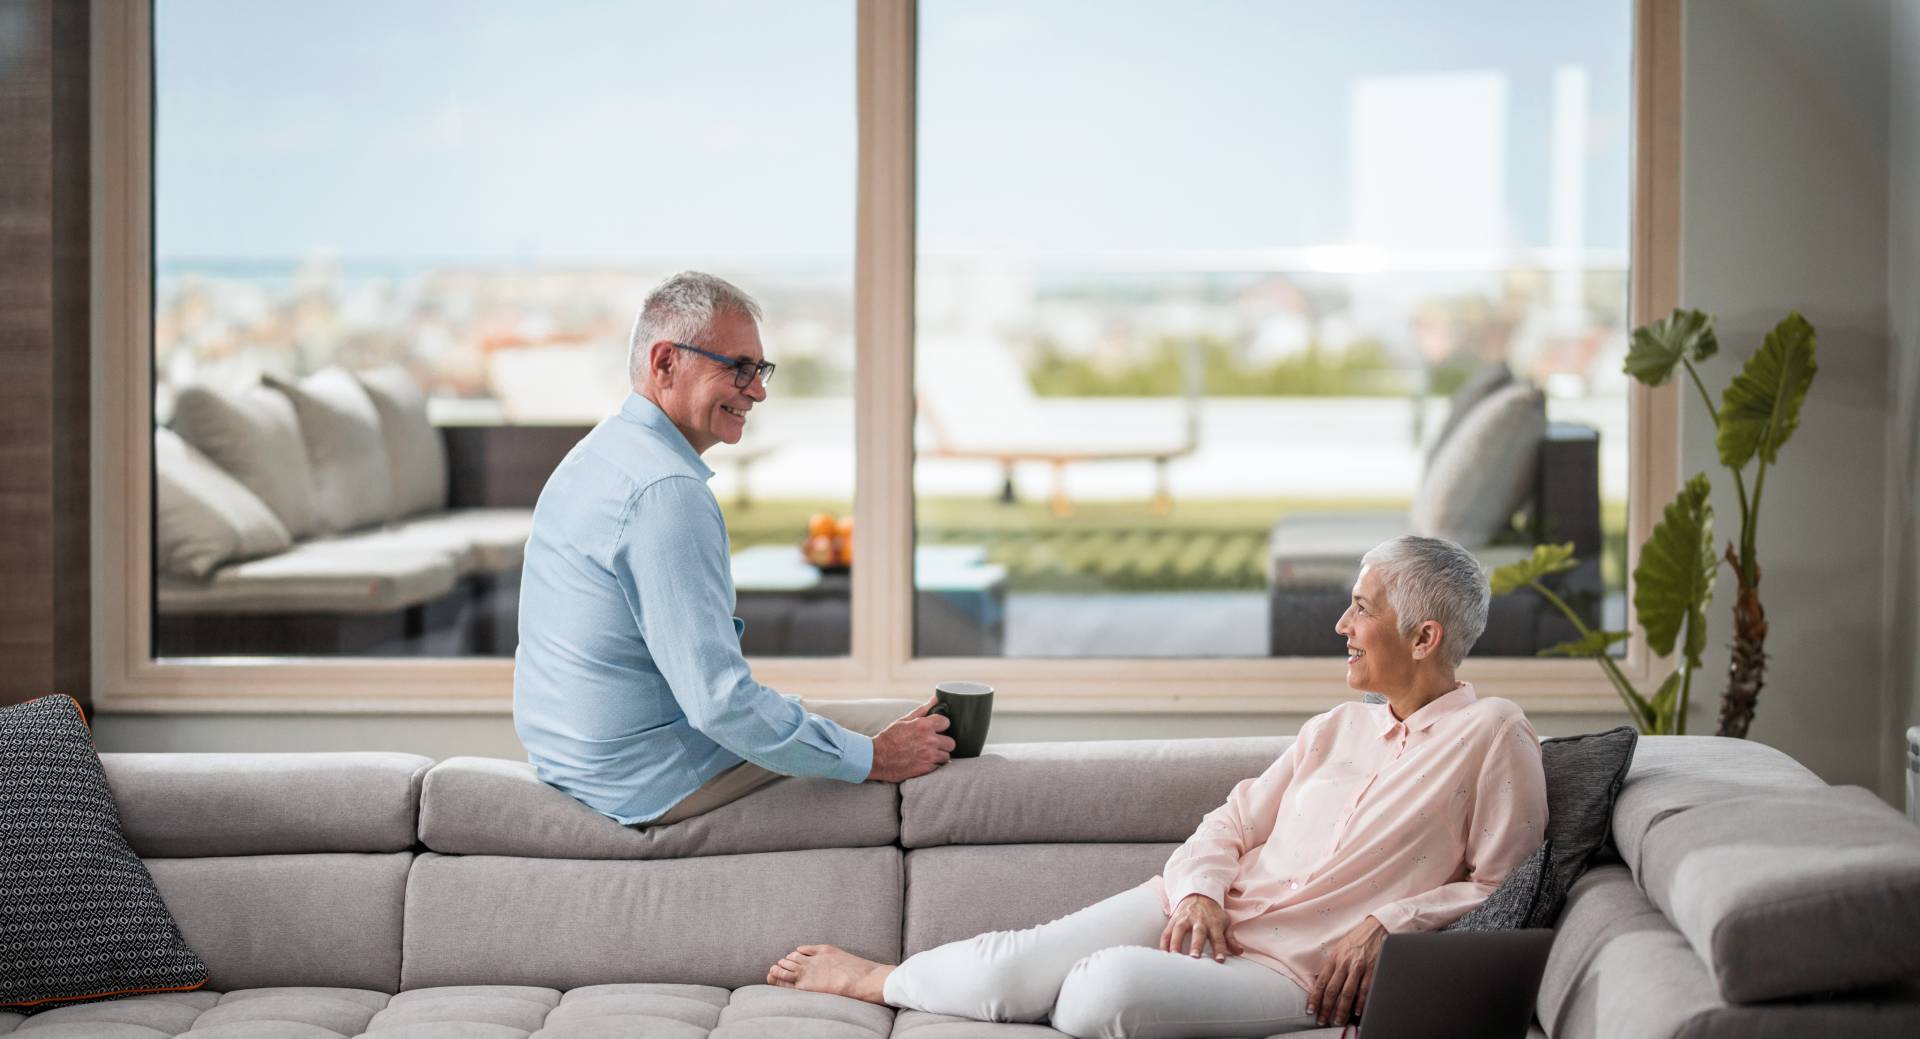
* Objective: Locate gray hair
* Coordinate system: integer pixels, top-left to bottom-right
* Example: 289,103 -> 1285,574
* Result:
627,271 -> 764,383
1358,535 -> 1490,669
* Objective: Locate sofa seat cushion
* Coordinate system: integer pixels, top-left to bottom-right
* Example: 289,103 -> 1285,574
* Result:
105,752 -> 430,857
1267,511 -> 1532,587
1636,784 -> 1920,1003
156,541 -> 459,615
359,509 -> 535,576
418,757 -> 898,859
900,738 -> 1288,848
0,984 -> 895,1038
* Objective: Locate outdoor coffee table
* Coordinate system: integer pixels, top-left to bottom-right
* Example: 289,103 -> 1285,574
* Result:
728,544 -> 1006,657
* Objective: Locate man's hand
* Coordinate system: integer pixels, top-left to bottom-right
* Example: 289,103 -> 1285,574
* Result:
866,698 -> 954,783
1307,915 -> 1388,1027
1158,893 -> 1242,962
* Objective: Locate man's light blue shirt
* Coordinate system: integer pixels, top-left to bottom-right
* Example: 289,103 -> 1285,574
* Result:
513,392 -> 873,824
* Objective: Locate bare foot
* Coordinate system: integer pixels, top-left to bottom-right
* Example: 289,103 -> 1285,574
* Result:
765,944 -> 895,1004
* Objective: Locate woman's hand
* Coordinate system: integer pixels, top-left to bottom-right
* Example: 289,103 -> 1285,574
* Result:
1307,915 -> 1387,1026
1158,893 -> 1243,962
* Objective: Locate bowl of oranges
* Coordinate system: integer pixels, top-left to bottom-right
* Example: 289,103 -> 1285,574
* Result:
802,511 -> 854,573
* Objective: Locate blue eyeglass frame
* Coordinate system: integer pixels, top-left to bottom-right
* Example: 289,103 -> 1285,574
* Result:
671,342 -> 776,388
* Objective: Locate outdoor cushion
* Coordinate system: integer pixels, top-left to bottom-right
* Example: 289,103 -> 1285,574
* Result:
147,853 -> 410,992
1635,784 -> 1920,1003
400,848 -> 903,991
1266,511 -> 1533,587
1423,360 -> 1515,468
154,426 -> 292,579
104,752 -> 430,857
899,738 -> 1288,848
264,367 -> 394,533
418,756 -> 898,859
0,695 -> 207,1011
171,381 -> 323,539
385,508 -> 535,574
155,541 -> 458,615
354,365 -> 450,518
1610,734 -> 1823,876
902,843 -> 1175,957
1411,381 -> 1546,546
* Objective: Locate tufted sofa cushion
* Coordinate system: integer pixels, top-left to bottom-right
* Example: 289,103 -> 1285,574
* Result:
418,757 -> 898,859
0,984 -> 899,1038
899,738 -> 1288,848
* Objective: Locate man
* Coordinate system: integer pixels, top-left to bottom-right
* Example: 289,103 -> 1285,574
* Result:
514,271 -> 953,826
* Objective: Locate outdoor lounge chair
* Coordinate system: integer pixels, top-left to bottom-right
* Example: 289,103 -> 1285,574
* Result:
915,335 -> 1199,516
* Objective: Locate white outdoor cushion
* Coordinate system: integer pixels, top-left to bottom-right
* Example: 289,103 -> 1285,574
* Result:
153,427 -> 293,579
156,541 -> 458,615
300,509 -> 532,577
171,381 -> 323,539
265,368 -> 394,533
355,366 -> 449,518
1411,381 -> 1546,546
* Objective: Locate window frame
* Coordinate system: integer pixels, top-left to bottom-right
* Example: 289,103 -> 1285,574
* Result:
90,0 -> 1682,714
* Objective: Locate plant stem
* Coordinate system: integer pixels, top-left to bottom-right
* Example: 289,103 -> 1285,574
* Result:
1529,579 -> 1655,731
1683,359 -> 1720,430
1742,460 -> 1767,587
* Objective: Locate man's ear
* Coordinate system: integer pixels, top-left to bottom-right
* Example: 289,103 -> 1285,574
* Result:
646,340 -> 677,387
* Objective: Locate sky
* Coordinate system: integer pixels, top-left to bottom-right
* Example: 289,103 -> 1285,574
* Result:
154,0 -> 1632,265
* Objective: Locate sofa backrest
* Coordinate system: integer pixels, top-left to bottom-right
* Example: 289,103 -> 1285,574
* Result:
104,751 -> 430,992
895,737 -> 1290,953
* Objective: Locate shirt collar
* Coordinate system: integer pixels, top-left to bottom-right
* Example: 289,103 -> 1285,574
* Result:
619,392 -> 714,481
1375,682 -> 1476,736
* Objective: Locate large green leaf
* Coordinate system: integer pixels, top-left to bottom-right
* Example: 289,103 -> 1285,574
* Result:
1717,312 -> 1818,469
1624,308 -> 1719,387
1647,670 -> 1685,735
1538,629 -> 1631,658
1632,474 -> 1717,665
1489,542 -> 1579,597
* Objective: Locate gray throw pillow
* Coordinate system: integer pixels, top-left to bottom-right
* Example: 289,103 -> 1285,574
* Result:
1443,839 -> 1558,931
263,367 -> 394,532
355,366 -> 449,518
1424,360 -> 1514,467
1411,381 -> 1546,546
1538,727 -> 1637,916
154,427 -> 292,579
0,695 -> 207,1010
171,381 -> 322,539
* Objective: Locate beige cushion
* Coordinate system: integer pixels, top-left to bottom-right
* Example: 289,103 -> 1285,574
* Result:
153,427 -> 292,578
1412,381 -> 1546,546
417,756 -> 898,858
171,381 -> 322,538
390,509 -> 535,574
899,737 -> 1289,848
264,367 -> 393,533
155,541 -> 458,614
355,366 -> 449,517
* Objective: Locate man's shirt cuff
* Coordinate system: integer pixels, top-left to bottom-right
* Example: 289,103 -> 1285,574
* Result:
830,732 -> 875,784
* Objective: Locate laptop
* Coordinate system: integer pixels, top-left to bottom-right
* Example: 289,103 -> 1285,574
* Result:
1351,929 -> 1555,1039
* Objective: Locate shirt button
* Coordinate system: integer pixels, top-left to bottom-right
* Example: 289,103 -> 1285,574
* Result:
1289,882 -> 1299,890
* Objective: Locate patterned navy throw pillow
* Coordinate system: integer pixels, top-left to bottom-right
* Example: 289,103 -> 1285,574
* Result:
0,695 -> 207,1010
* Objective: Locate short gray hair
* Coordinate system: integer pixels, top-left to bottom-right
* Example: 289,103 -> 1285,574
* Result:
628,271 -> 763,383
1358,535 -> 1490,669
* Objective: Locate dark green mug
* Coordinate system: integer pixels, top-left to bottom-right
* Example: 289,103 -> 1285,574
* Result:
931,681 -> 994,759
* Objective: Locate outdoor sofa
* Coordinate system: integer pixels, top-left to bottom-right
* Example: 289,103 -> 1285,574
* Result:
12,733 -> 1920,1038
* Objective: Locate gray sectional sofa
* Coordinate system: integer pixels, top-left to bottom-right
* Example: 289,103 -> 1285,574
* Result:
8,736 -> 1919,1038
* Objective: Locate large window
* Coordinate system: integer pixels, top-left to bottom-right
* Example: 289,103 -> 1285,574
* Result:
95,0 -> 1678,709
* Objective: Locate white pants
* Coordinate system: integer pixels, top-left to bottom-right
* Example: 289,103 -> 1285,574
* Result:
882,881 -> 1317,1039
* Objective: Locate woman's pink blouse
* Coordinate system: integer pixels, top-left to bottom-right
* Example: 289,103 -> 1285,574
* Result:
1157,683 -> 1548,992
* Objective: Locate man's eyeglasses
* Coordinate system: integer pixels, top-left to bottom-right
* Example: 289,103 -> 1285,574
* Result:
672,342 -> 776,389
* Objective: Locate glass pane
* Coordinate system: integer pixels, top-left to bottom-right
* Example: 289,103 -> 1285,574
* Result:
152,0 -> 855,658
914,0 -> 1631,658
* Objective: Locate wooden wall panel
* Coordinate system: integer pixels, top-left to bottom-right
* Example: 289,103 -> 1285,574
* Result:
0,0 -> 90,709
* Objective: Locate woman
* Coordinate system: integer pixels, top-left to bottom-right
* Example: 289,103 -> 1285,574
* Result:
767,536 -> 1549,1038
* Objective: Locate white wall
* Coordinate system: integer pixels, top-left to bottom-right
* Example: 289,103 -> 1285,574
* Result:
1888,0 -> 1920,801
1682,0 -> 1893,794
